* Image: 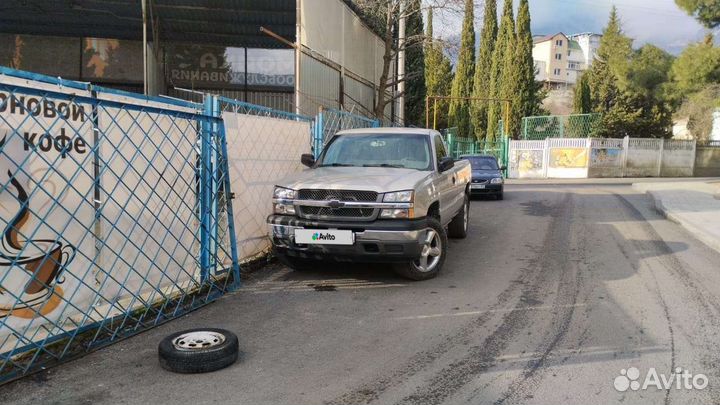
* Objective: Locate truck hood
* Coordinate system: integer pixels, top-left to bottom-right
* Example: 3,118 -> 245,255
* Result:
278,166 -> 433,193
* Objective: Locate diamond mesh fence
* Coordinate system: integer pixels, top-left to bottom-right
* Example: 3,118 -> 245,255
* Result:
441,127 -> 509,173
0,68 -> 239,383
313,108 -> 380,157
520,113 -> 601,140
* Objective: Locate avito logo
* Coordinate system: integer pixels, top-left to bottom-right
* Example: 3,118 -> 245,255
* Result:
312,232 -> 336,241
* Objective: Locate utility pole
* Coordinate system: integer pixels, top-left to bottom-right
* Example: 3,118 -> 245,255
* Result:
295,0 -> 302,116
141,0 -> 148,95
397,0 -> 406,126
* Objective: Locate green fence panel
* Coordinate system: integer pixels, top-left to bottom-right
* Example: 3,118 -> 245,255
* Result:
520,113 -> 601,140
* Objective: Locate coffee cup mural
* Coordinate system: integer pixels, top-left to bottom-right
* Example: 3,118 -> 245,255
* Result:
0,134 -> 76,319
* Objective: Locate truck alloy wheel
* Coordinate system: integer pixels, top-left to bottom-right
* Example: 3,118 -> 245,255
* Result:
415,229 -> 442,272
394,218 -> 447,280
158,328 -> 239,373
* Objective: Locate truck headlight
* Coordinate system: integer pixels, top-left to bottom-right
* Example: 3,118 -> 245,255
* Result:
273,186 -> 296,215
383,190 -> 414,202
273,186 -> 297,200
381,190 -> 414,218
490,177 -> 504,184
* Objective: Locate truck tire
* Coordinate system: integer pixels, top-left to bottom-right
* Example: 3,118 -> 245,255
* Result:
394,218 -> 447,281
447,194 -> 469,239
158,328 -> 239,374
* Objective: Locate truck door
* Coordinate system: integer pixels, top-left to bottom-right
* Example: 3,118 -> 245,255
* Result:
433,135 -> 455,224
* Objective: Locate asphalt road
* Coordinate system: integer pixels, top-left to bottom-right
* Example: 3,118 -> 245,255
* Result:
3,183 -> 720,405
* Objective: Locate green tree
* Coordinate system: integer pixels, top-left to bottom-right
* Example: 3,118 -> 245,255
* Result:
587,6 -> 669,138
668,35 -> 720,101
509,0 -> 536,137
573,73 -> 592,113
628,44 -> 674,99
404,0 -> 426,126
675,0 -> 720,28
424,8 -> 454,129
677,84 -> 720,142
448,0 -> 475,137
470,0 -> 497,140
486,0 -> 514,141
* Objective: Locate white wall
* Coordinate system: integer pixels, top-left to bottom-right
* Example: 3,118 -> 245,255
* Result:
509,137 -> 697,179
223,113 -> 311,261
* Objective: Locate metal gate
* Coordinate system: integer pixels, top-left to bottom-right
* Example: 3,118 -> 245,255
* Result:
0,67 -> 239,383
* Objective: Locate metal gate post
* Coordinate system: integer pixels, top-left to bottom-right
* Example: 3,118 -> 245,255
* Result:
314,108 -> 324,158
217,122 -> 242,289
200,95 -> 219,281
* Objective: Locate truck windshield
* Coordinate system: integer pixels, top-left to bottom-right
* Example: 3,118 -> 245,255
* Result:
318,134 -> 432,170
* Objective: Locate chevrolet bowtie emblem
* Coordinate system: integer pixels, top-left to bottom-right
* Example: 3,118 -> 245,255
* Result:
328,199 -> 344,209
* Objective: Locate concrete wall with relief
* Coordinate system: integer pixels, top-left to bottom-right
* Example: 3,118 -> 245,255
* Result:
695,147 -> 720,177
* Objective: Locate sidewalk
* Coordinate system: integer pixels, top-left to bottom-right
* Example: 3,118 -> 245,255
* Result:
633,179 -> 720,253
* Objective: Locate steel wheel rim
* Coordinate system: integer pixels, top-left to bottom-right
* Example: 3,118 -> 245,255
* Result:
173,331 -> 225,350
414,229 -> 442,272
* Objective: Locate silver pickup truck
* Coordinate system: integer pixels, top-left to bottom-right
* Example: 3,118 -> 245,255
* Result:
267,128 -> 471,280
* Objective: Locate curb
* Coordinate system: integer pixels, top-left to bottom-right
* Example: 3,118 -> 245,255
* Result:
645,190 -> 720,255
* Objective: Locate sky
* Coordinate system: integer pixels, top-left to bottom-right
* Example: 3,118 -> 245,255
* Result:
430,0 -> 711,55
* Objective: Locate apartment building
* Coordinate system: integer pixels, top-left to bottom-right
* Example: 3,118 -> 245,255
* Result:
533,32 -> 601,87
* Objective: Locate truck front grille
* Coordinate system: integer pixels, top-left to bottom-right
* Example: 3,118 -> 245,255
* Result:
301,207 -> 375,218
296,189 -> 379,221
297,189 -> 378,202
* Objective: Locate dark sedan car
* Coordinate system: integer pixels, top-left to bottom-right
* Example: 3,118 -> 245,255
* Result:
460,154 -> 505,200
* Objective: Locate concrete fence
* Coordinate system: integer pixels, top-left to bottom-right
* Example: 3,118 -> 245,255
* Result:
508,136 -> 714,179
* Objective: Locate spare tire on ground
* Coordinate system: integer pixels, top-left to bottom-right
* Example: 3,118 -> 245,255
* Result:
158,328 -> 239,373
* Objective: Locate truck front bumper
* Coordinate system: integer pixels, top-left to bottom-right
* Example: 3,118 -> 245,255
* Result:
267,215 -> 429,262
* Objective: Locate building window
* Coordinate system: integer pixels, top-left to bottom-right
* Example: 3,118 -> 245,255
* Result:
555,53 -> 562,60
567,50 -> 571,56
556,39 -> 563,46
554,68 -> 561,76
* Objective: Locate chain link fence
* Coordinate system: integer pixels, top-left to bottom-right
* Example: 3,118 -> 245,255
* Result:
520,113 -> 601,140
441,127 -> 509,175
0,67 -> 240,383
313,108 -> 380,157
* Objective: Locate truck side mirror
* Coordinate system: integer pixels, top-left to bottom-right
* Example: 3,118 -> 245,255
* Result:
500,165 -> 507,171
301,153 -> 315,168
438,157 -> 454,172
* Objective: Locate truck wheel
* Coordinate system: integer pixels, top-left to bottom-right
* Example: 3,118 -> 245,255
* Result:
158,328 -> 239,373
447,194 -> 469,239
394,218 -> 447,281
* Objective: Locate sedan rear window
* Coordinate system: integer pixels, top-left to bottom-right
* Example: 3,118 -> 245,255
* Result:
466,157 -> 499,170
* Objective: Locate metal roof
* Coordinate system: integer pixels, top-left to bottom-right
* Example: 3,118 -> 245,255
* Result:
0,0 -> 296,48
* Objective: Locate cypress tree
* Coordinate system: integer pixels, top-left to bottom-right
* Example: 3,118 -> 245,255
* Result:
424,9 -> 454,129
512,0 -> 536,136
573,73 -> 592,113
404,0 -> 426,126
486,0 -> 514,141
448,0 -> 475,137
470,0 -> 497,141
588,6 -> 642,137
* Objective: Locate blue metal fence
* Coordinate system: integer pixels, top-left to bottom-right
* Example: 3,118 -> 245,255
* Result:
313,107 -> 380,158
0,67 -> 239,383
